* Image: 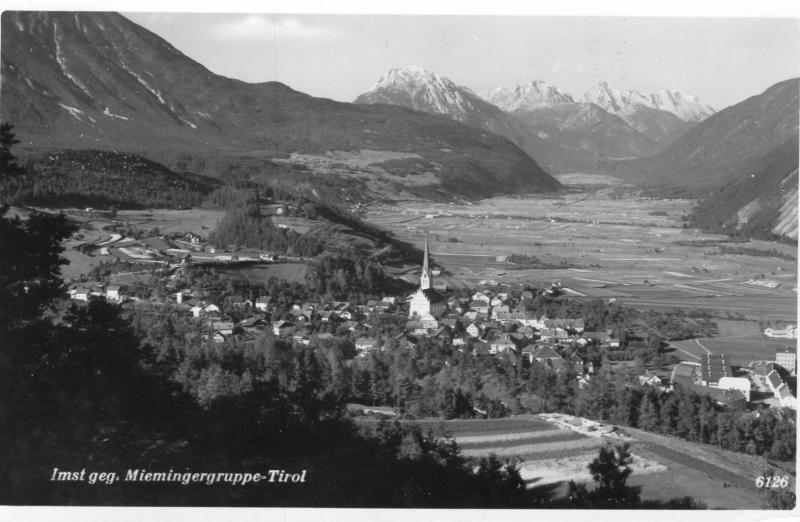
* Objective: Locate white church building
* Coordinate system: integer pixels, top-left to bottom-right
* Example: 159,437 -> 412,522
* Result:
408,236 -> 447,320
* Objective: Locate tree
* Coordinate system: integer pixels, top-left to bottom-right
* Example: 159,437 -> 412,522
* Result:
0,206 -> 77,326
0,122 -> 24,179
571,443 -> 642,508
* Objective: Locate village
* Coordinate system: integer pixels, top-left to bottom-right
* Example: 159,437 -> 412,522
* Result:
67,235 -> 797,413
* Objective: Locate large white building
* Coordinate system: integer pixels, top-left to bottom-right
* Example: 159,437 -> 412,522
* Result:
776,347 -> 797,375
408,237 -> 447,319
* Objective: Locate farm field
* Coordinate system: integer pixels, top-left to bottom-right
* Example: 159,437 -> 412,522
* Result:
365,179 -> 797,323
115,208 -> 225,238
217,262 -> 309,284
11,206 -> 227,282
357,413 -> 776,508
694,336 -> 793,366
669,334 -> 790,366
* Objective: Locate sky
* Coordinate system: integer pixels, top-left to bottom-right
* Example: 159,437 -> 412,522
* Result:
119,11 -> 800,110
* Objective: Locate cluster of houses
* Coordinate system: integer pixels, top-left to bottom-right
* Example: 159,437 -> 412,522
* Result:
66,260 -> 616,380
69,284 -> 123,303
670,349 -> 797,409
355,238 -> 615,376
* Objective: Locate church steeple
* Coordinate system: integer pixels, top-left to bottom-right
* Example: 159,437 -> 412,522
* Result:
420,236 -> 432,290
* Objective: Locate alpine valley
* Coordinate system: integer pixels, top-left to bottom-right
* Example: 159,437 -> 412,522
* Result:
1,10 -> 798,511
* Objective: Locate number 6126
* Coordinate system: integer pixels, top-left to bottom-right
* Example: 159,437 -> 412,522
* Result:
756,476 -> 789,488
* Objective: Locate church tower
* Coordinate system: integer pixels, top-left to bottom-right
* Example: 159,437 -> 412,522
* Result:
408,235 -> 446,320
420,236 -> 432,290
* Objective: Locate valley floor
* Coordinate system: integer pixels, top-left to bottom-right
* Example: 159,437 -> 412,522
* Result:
365,174 -> 797,323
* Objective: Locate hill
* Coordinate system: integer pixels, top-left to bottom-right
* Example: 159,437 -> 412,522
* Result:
0,12 -> 561,202
688,138 -> 799,241
511,103 -> 659,161
609,78 -> 800,192
0,149 -> 221,209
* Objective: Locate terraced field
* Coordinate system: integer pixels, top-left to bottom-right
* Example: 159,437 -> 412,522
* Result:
356,414 -> 779,508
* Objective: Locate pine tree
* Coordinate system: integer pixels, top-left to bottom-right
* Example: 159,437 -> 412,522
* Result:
586,443 -> 641,507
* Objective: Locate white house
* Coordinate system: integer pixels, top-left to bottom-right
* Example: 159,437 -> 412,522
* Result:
255,297 -> 270,312
73,288 -> 91,301
466,322 -> 481,338
106,286 -> 122,302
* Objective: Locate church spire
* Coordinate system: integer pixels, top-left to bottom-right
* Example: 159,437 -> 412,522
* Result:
420,236 -> 432,290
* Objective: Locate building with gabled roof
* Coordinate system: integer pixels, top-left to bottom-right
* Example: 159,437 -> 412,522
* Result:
106,285 -> 122,302
408,237 -> 447,319
700,353 -> 731,386
489,334 -> 516,354
355,337 -> 379,353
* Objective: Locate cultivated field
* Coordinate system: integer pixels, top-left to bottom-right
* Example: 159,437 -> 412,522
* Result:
356,413 -> 777,508
365,176 -> 797,323
115,208 -> 226,237
217,263 -> 309,284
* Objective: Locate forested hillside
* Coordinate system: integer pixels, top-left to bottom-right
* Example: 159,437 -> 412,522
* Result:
689,138 -> 799,241
0,149 -> 221,209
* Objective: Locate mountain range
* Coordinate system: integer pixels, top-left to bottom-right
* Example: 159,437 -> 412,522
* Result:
616,77 -> 799,241
357,68 -> 717,171
354,66 -> 574,174
0,12 -> 561,202
610,78 -> 799,191
1,12 -> 796,241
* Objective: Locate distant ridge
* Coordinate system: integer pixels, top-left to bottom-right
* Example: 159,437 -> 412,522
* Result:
1,13 -> 561,201
354,66 -> 573,173
609,78 -> 800,192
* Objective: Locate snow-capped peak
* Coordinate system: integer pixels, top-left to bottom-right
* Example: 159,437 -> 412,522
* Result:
650,89 -> 715,122
483,80 -> 575,112
584,82 -> 651,116
355,66 -> 482,120
369,65 -> 453,91
584,82 -> 714,122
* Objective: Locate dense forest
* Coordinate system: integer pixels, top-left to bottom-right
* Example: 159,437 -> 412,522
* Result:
206,184 -> 421,267
0,149 -> 221,209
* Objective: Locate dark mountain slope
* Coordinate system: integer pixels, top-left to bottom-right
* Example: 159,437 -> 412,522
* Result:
622,105 -> 695,146
511,103 -> 659,161
1,12 -> 561,200
689,138 -> 798,241
608,78 -> 799,192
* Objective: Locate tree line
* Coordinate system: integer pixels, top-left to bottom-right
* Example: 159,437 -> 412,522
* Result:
0,148 -> 219,209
